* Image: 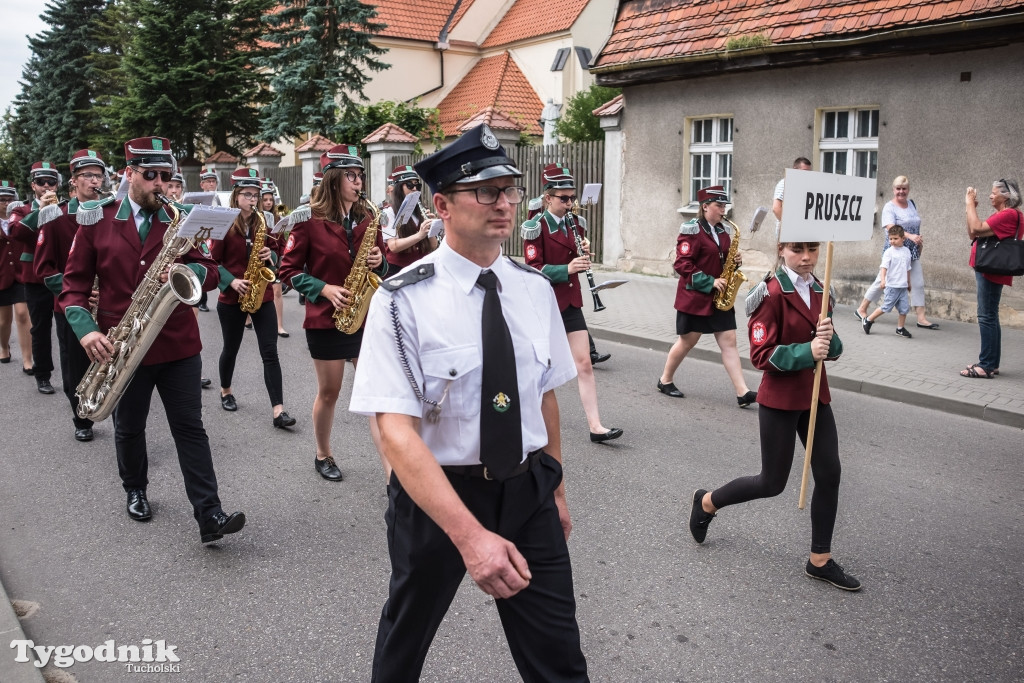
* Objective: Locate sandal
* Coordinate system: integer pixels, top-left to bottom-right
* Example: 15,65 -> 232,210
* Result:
960,364 -> 993,379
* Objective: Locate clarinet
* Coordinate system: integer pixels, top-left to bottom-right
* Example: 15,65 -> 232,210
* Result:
567,206 -> 605,313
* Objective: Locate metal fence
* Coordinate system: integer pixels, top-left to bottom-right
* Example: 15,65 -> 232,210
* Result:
391,140 -> 605,259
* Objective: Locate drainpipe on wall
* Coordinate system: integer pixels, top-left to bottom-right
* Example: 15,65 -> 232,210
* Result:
405,0 -> 462,103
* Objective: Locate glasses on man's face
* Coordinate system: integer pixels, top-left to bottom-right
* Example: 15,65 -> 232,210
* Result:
33,178 -> 57,187
448,185 -> 526,205
139,169 -> 172,183
553,194 -> 576,204
238,192 -> 259,200
344,171 -> 366,183
75,172 -> 104,181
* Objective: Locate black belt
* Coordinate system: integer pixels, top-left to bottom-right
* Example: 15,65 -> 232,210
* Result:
442,450 -> 543,480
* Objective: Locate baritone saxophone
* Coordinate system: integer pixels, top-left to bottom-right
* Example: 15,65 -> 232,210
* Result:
332,193 -> 382,333
713,218 -> 747,311
238,209 -> 275,313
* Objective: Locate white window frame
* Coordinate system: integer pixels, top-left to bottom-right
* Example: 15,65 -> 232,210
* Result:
818,107 -> 878,179
685,116 -> 733,209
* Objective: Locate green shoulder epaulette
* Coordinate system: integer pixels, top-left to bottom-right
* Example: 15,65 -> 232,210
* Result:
679,219 -> 700,235
520,217 -> 541,241
288,205 -> 311,228
745,271 -> 774,317
381,263 -> 434,291
507,257 -> 550,281
76,196 -> 115,226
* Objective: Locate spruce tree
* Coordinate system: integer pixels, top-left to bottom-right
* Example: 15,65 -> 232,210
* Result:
259,0 -> 388,141
8,0 -> 108,179
90,0 -> 136,168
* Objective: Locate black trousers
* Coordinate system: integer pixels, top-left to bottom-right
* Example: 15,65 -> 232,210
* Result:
216,301 -> 283,406
710,403 -> 842,554
372,453 -> 588,683
24,282 -> 54,379
54,312 -> 93,430
112,354 -> 221,523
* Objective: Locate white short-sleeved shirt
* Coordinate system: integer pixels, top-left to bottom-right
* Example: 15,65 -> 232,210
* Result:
880,245 -> 912,289
349,242 -> 577,467
773,178 -> 786,202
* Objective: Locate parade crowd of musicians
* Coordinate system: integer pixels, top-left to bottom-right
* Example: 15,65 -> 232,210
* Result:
1,125 -> 1020,681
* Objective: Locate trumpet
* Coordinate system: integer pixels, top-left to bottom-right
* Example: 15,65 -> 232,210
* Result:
567,202 -> 605,313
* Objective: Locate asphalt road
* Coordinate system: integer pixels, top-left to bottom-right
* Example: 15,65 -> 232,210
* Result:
1,295 -> 1021,682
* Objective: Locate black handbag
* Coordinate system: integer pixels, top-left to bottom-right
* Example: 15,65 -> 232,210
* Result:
974,211 -> 1024,277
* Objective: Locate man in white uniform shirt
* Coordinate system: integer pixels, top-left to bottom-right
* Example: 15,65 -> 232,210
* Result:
350,123 -> 589,682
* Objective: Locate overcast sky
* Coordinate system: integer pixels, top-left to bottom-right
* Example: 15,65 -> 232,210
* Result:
1,2 -> 49,114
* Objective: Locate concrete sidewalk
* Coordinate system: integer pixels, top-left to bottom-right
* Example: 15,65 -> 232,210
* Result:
586,269 -> 1024,429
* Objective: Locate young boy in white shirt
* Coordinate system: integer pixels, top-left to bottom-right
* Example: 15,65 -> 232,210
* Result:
863,224 -> 913,338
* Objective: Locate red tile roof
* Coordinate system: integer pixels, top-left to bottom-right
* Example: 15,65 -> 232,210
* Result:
242,142 -> 284,158
592,93 -> 623,116
374,0 -> 476,43
362,122 -> 419,143
204,151 -> 238,163
295,134 -> 337,153
594,0 -> 1024,70
457,106 -> 525,133
437,53 -> 543,136
481,0 -> 590,48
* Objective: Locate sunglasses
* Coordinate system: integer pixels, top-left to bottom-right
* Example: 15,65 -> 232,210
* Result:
404,180 -> 421,190
552,194 -> 576,204
33,178 -> 58,187
344,170 -> 366,183
138,169 -> 173,183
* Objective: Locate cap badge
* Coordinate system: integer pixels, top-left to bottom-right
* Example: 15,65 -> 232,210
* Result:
480,125 -> 499,151
152,139 -> 164,151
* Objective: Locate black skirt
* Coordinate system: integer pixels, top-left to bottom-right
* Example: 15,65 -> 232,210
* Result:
0,282 -> 26,306
560,305 -> 588,334
676,307 -> 736,335
305,327 -> 364,361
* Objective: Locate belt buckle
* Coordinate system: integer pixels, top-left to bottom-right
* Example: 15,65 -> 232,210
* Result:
483,467 -> 493,481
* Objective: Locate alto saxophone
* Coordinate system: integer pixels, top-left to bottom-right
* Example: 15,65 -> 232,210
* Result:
75,194 -> 202,421
238,209 -> 275,313
713,218 -> 747,311
333,193 -> 382,333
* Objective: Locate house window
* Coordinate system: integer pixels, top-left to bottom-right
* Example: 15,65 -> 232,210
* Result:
575,47 -> 592,70
819,108 -> 878,178
551,48 -> 570,71
689,116 -> 733,203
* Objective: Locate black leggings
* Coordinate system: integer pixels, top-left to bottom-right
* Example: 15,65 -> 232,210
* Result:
216,300 -> 283,407
710,403 -> 841,554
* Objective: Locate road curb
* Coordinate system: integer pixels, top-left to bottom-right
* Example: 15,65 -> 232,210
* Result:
590,328 -> 1024,430
0,578 -> 46,683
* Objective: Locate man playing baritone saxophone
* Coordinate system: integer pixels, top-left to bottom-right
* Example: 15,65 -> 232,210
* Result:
32,149 -> 109,442
58,136 -> 246,545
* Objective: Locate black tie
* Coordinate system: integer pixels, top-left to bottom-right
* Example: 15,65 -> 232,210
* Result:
477,270 -> 523,480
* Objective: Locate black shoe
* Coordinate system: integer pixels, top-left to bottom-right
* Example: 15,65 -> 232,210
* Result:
315,455 -> 343,481
589,427 -> 623,443
853,310 -> 864,321
895,327 -> 913,338
590,351 -> 611,365
737,390 -> 758,408
200,511 -> 246,544
126,489 -> 151,521
0,354 -> 10,363
805,558 -> 862,591
278,331 -> 290,338
688,489 -> 715,543
273,411 -> 296,429
916,322 -> 940,330
862,318 -> 873,334
201,377 -> 212,388
281,284 -> 292,295
74,427 -> 94,442
221,393 -> 237,411
298,295 -> 306,305
197,303 -> 209,312
36,378 -> 55,394
657,380 -> 684,398
23,366 -> 34,375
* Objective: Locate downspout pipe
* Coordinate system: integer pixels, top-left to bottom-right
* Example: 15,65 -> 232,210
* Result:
406,0 -> 462,102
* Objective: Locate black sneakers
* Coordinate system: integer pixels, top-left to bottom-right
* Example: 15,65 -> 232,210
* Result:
805,558 -> 862,591
895,327 -> 913,338
688,489 -> 715,543
862,318 -> 873,334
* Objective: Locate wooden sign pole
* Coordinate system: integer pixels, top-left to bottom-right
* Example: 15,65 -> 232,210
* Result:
798,241 -> 833,510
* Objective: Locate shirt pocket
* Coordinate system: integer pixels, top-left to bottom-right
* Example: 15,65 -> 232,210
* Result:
420,344 -> 482,418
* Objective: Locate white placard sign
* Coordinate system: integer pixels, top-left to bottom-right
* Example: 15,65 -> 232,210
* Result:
779,169 -> 876,242
113,174 -> 129,201
394,191 -> 420,228
580,183 -> 602,206
427,219 -> 444,239
181,191 -> 218,206
271,216 -> 290,235
174,205 -> 240,241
